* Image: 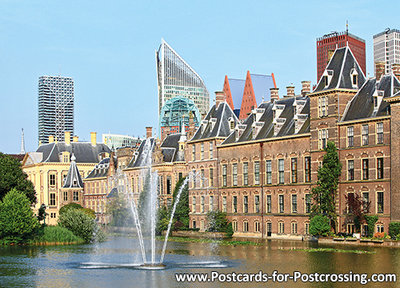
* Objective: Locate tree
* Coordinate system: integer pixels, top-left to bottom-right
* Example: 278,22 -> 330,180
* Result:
171,177 -> 189,230
0,153 -> 36,204
311,141 -> 342,230
206,211 -> 233,237
309,215 -> 331,237
0,188 -> 40,243
37,203 -> 48,223
59,203 -> 96,219
106,192 -> 131,227
344,193 -> 370,233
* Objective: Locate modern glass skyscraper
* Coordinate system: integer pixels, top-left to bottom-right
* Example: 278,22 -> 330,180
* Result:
374,28 -> 400,75
156,39 -> 210,118
38,75 -> 74,144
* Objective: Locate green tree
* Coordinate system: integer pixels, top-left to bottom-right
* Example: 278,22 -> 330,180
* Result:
0,188 -> 40,243
59,203 -> 95,219
309,215 -> 331,237
311,141 -> 342,230
58,208 -> 104,243
106,192 -> 131,227
171,177 -> 189,230
0,153 -> 36,204
37,203 -> 47,223
206,210 -> 233,237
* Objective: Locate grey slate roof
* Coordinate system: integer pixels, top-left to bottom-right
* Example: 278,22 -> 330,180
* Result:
63,155 -> 84,188
342,74 -> 400,121
127,138 -> 156,168
36,142 -> 111,163
314,46 -> 366,92
86,157 -> 117,179
222,96 -> 310,145
190,102 -> 239,141
160,133 -> 185,162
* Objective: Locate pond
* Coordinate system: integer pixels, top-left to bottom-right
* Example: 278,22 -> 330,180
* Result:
0,236 -> 399,287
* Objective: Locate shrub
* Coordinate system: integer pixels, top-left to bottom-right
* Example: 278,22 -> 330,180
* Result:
373,232 -> 385,239
389,222 -> 400,240
59,203 -> 95,219
364,215 -> 379,238
206,211 -> 233,237
225,222 -> 234,238
37,226 -> 84,243
58,208 -> 100,243
309,215 -> 331,237
0,189 -> 40,244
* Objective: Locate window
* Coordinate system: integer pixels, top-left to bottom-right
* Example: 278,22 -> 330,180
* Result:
291,222 -> 298,234
243,221 -> 249,232
267,222 -> 272,234
254,195 -> 260,213
222,196 -> 227,212
192,196 -> 196,213
179,172 -> 183,180
167,176 -> 172,194
73,191 -> 79,201
305,157 -> 311,182
376,224 -> 384,233
348,160 -> 354,180
347,193 -> 354,213
347,126 -> 354,147
362,125 -> 369,146
305,194 -> 311,214
291,158 -> 297,183
209,196 -> 214,211
63,154 -> 69,163
209,142 -> 213,159
200,170 -> 205,187
318,96 -> 328,117
201,196 -> 205,213
278,159 -> 284,184
266,195 -> 272,213
160,176 -> 164,193
377,122 -> 384,144
254,162 -> 260,185
362,192 -> 369,213
63,191 -> 68,201
243,162 -> 248,186
49,174 -> 56,187
319,129 -> 328,149
200,143 -> 204,160
377,192 -> 384,213
50,212 -> 57,219
362,159 -> 369,180
278,222 -> 285,234
232,163 -> 238,186
193,220 -> 196,229
291,194 -> 297,213
266,160 -> 272,184
209,168 -> 214,187
243,196 -> 248,213
232,221 -> 237,232
377,158 -> 384,179
254,221 -> 260,233
192,145 -> 196,161
352,74 -> 357,86
222,165 -> 227,187
50,193 -> 56,206
279,195 -> 284,213
305,223 -> 310,235
233,196 -> 237,213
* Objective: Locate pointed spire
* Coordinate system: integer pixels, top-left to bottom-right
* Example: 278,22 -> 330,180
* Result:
63,153 -> 83,188
20,128 -> 25,154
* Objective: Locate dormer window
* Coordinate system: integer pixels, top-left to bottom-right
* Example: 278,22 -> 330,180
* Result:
350,68 -> 358,88
322,70 -> 333,88
373,90 -> 384,113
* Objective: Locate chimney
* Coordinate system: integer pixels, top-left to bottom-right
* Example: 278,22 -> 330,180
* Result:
49,135 -> 54,143
270,88 -> 279,102
73,136 -> 79,142
90,132 -> 97,146
375,61 -> 385,81
65,131 -> 71,145
146,127 -> 153,138
392,63 -> 400,82
301,81 -> 311,96
108,151 -> 115,176
215,91 -> 226,108
286,85 -> 295,97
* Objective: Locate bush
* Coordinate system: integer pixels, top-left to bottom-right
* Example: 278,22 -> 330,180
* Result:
309,215 -> 331,237
225,222 -> 234,238
58,208 -> 100,243
59,203 -> 95,219
37,226 -> 84,243
0,189 -> 40,244
373,232 -> 385,239
389,222 -> 400,240
364,215 -> 379,238
206,211 -> 232,237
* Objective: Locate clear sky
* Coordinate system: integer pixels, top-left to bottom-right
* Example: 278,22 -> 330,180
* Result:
1,0 -> 399,153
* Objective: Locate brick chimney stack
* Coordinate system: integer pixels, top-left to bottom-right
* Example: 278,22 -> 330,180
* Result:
286,85 -> 295,97
301,81 -> 311,96
215,91 -> 226,108
146,127 -> 153,138
65,131 -> 71,145
392,63 -> 400,82
270,88 -> 279,102
73,136 -> 79,142
375,62 -> 385,81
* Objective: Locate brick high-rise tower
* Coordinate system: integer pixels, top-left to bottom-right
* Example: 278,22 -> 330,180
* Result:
316,31 -> 366,82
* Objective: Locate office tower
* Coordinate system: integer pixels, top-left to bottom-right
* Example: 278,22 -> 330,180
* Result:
316,31 -> 366,82
374,28 -> 400,75
156,39 -> 210,118
38,75 -> 74,144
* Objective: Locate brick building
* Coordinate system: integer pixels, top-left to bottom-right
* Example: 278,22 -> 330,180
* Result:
188,45 -> 400,238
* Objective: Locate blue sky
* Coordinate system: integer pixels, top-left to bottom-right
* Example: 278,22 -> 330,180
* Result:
1,0 -> 399,153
